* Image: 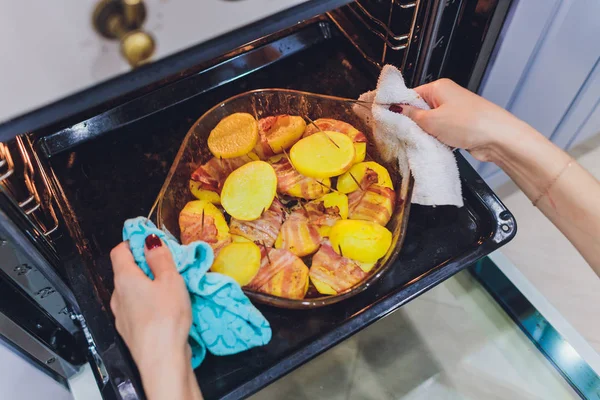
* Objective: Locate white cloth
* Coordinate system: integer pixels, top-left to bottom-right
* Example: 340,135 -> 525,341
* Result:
354,65 -> 464,207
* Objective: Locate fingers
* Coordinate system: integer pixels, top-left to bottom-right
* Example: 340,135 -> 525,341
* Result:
110,242 -> 147,279
144,234 -> 178,279
413,83 -> 436,106
413,78 -> 458,108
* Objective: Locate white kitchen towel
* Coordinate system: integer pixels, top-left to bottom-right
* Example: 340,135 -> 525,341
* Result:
354,65 -> 463,207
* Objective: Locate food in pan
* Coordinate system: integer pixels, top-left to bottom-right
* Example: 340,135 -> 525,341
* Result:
180,114 -> 396,299
221,161 -> 277,221
303,118 -> 367,165
207,113 -> 259,158
254,115 -> 307,158
290,131 -> 355,178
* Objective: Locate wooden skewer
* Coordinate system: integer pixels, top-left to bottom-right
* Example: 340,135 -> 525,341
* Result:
299,200 -> 308,213
349,172 -> 363,191
261,240 -> 272,265
338,244 -> 344,258
201,209 -> 205,230
306,116 -> 340,149
315,179 -> 338,193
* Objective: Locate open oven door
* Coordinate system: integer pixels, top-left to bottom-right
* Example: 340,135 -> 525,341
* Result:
0,1 -> 513,399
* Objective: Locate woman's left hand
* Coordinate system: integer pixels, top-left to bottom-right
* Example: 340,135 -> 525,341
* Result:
110,235 -> 202,400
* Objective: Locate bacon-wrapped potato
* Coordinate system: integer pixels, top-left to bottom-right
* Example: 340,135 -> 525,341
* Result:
229,198 -> 286,247
254,115 -> 307,159
347,168 -> 396,226
269,155 -> 330,200
309,243 -> 368,295
179,200 -> 231,254
275,209 -> 321,257
190,153 -> 257,193
246,248 -> 309,299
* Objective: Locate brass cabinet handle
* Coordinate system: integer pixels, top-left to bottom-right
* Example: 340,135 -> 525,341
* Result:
93,0 -> 156,67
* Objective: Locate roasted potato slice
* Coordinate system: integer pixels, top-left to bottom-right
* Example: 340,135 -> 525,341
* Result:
316,192 -> 349,219
221,161 -> 277,221
189,180 -> 220,204
290,131 -> 355,178
211,242 -> 261,286
254,115 -> 307,158
337,161 -> 394,193
329,219 -> 392,263
208,113 -> 258,159
304,118 -> 366,164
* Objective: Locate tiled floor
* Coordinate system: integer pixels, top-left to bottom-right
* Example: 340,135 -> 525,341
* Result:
495,134 -> 600,354
251,270 -> 578,400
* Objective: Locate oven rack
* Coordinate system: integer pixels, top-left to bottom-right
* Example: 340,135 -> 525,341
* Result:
329,0 -> 421,69
0,137 -> 60,247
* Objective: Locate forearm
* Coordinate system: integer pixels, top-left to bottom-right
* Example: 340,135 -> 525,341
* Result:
489,123 -> 600,274
139,354 -> 203,400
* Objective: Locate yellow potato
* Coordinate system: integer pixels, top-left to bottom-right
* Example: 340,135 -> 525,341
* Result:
347,131 -> 366,165
356,261 -> 376,273
286,177 -> 331,200
310,273 -> 337,295
179,200 -> 230,245
189,180 -> 220,205
317,225 -> 332,238
211,242 -> 261,286
290,131 -> 355,178
315,192 -> 349,219
231,234 -> 252,243
329,220 -> 392,263
221,161 -> 277,221
208,113 -> 258,159
337,161 -> 394,193
255,115 -> 307,158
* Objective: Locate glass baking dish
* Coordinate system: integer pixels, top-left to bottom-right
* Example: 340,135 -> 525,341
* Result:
151,89 -> 413,309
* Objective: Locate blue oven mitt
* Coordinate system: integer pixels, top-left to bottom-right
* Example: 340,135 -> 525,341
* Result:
122,217 -> 272,368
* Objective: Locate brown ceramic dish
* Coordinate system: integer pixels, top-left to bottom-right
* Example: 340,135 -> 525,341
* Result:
152,89 -> 413,309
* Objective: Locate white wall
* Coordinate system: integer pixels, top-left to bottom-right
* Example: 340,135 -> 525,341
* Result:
0,340 -> 72,400
477,0 -> 600,188
0,0 -> 310,123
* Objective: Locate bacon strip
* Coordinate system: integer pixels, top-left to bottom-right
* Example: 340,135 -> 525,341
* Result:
229,198 -> 285,247
254,116 -> 278,159
278,209 -> 321,257
179,213 -> 231,253
305,201 -> 341,231
246,248 -> 309,299
303,118 -> 367,143
348,169 -> 395,226
309,243 -> 368,293
190,154 -> 254,193
270,156 -> 329,199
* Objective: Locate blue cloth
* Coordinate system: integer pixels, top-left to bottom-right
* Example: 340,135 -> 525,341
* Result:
122,217 -> 272,368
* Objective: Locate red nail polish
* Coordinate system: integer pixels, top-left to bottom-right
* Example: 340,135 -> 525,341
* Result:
389,104 -> 403,114
145,234 -> 162,250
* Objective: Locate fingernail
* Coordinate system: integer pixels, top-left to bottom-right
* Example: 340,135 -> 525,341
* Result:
389,104 -> 403,114
145,234 -> 162,250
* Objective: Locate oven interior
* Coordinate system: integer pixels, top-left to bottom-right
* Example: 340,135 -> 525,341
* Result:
0,2 -> 515,399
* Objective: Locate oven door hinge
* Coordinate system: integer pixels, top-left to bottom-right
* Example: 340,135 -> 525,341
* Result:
71,312 -> 110,386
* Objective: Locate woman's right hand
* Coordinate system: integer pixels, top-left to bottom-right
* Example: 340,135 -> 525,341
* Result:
398,78 -> 532,163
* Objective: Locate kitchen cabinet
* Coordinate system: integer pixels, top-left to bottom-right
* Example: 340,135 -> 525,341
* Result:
475,0 -> 600,188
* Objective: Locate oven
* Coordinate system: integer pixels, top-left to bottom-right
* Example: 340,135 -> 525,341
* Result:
0,1 -> 514,399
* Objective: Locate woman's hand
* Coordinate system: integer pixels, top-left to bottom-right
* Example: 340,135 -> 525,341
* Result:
398,78 -> 531,163
401,78 -> 600,275
110,235 -> 202,400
